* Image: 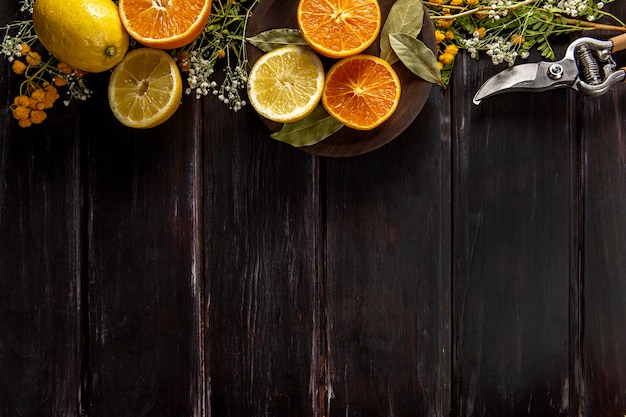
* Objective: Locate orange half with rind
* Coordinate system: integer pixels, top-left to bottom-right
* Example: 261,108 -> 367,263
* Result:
297,0 -> 381,58
322,54 -> 401,131
119,0 -> 211,50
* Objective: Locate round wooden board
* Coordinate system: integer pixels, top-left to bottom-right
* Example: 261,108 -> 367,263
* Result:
245,0 -> 437,158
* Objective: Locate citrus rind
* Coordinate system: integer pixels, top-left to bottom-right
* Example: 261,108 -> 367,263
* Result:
32,0 -> 129,73
296,0 -> 382,58
108,48 -> 183,129
322,54 -> 401,131
247,46 -> 325,124
118,0 -> 212,50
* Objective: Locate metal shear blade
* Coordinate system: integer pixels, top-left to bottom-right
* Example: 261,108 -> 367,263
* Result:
473,35 -> 626,104
473,60 -> 579,104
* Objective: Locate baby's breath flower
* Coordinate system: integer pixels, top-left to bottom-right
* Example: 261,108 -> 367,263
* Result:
426,0 -> 622,85
177,0 -> 258,111
19,0 -> 35,14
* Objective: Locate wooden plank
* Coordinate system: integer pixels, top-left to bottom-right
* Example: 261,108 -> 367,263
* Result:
202,105 -> 320,416
580,19 -> 626,413
451,52 -> 572,416
83,79 -> 204,416
323,89 -> 452,416
0,7 -> 83,414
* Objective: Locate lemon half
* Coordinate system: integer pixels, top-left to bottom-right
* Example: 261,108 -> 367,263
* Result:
247,46 -> 325,124
108,48 -> 183,129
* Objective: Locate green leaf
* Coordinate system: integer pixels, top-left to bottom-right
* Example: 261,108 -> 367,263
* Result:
246,29 -> 308,52
389,32 -> 443,86
380,0 -> 424,64
270,106 -> 344,147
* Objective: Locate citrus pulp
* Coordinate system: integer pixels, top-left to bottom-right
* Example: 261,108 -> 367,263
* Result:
322,54 -> 401,130
297,0 -> 381,58
247,46 -> 325,124
119,0 -> 212,50
108,48 -> 183,129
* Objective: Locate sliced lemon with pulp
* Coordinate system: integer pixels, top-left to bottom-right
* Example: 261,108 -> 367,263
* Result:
247,46 -> 325,124
108,48 -> 183,129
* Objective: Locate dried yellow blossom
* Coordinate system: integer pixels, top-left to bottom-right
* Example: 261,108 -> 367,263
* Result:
12,60 -> 27,75
57,62 -> 73,75
511,34 -> 526,45
53,75 -> 67,87
30,110 -> 47,124
474,27 -> 487,39
18,43 -> 31,55
25,51 -> 41,66
12,105 -> 30,120
18,118 -> 33,128
13,95 -> 30,107
445,44 -> 459,55
439,52 -> 455,65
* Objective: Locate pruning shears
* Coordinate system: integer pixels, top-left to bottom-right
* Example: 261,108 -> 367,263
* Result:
473,32 -> 626,104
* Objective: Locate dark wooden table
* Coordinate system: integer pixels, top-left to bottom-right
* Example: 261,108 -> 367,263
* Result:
2,1 -> 626,416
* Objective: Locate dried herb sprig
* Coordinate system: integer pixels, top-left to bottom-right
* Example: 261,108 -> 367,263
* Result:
425,0 -> 626,86
175,0 -> 260,111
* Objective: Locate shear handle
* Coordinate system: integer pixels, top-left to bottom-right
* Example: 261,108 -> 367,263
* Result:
610,32 -> 626,54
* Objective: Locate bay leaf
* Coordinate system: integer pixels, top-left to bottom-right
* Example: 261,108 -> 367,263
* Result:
380,0 -> 424,64
246,29 -> 308,52
271,106 -> 344,147
389,32 -> 443,86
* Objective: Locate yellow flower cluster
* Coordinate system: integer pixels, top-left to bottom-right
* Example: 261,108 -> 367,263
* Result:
9,43 -> 64,127
433,8 -> 461,72
11,83 -> 60,127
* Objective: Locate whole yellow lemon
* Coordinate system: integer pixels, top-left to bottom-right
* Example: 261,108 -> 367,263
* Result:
33,0 -> 129,73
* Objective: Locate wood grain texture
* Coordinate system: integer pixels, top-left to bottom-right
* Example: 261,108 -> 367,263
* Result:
0,23 -> 83,417
3,0 -> 626,414
202,104 -> 321,416
580,9 -> 626,412
582,93 -> 626,417
451,51 -> 572,416
82,76 -> 204,416
323,88 -> 451,416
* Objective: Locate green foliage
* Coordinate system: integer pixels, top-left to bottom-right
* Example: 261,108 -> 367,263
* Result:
425,0 -> 624,86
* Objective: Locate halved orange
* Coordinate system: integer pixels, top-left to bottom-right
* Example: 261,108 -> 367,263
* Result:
297,0 -> 381,58
322,54 -> 401,131
119,0 -> 212,50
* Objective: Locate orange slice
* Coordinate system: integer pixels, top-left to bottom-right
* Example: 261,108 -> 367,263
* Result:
108,48 -> 183,128
322,54 -> 401,131
119,0 -> 212,50
297,0 -> 381,58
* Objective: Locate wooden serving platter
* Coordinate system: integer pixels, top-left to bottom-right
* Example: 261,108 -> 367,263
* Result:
245,0 -> 437,157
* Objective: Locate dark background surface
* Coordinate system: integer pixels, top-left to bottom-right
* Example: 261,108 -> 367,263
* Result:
1,0 -> 626,416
